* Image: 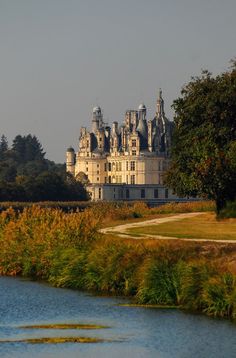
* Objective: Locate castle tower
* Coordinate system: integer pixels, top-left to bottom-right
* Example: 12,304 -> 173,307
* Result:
92,106 -> 102,133
66,147 -> 75,175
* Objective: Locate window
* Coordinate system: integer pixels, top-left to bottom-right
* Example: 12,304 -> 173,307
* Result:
119,162 -> 122,171
126,161 -> 129,170
154,189 -> 158,198
131,175 -> 135,184
141,189 -> 145,199
130,161 -> 135,171
116,162 -> 119,171
132,139 -> 136,147
97,177 -> 99,181
97,170 -> 99,174
87,140 -> 89,146
98,187 -> 101,199
97,164 -> 99,168
104,163 -> 107,171
99,137 -> 102,141
86,167 -> 88,172
105,177 -> 107,183
126,189 -> 130,199
108,162 -> 111,171
165,189 -> 168,198
132,150 -> 136,156
108,176 -> 111,183
126,175 -> 129,184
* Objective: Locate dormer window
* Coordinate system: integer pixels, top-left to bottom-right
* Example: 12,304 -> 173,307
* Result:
132,140 -> 136,147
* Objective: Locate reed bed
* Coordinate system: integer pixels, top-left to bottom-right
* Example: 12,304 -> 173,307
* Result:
0,202 -> 235,320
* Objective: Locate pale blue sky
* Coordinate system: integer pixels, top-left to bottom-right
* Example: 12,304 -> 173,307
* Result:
0,0 -> 235,162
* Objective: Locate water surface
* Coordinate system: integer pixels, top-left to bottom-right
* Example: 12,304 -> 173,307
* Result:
0,276 -> 236,358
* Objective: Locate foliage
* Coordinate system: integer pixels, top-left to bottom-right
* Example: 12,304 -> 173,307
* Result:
218,201 -> 236,218
165,62 -> 236,214
0,134 -> 88,201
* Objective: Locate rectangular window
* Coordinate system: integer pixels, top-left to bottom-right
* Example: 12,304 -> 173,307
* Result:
108,162 -> 111,171
97,170 -> 99,174
126,189 -> 130,199
126,175 -> 129,184
130,161 -> 135,171
154,189 -> 158,198
97,164 -> 99,168
131,175 -> 135,184
108,176 -> 111,183
132,139 -> 136,147
105,177 -> 107,183
132,150 -> 136,156
119,162 -> 122,171
98,187 -> 101,199
141,189 -> 145,199
86,167 -> 88,172
97,177 -> 99,181
165,189 -> 168,199
104,163 -> 107,171
126,161 -> 129,170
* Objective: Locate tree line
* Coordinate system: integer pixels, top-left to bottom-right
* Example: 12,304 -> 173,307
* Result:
0,134 -> 88,201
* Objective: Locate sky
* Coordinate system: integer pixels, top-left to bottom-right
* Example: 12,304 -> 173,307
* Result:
0,0 -> 235,163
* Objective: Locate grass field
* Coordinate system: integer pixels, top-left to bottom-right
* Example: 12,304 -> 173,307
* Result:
128,212 -> 236,240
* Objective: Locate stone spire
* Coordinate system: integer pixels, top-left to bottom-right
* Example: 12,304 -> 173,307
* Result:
156,88 -> 165,118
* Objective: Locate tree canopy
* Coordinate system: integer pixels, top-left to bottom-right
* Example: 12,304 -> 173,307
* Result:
0,134 -> 88,202
165,62 -> 236,213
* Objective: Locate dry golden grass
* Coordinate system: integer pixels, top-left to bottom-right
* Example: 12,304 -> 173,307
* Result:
128,213 -> 236,241
0,337 -> 104,344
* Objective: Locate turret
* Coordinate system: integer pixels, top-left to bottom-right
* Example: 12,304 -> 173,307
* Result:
92,106 -> 102,133
138,103 -> 147,121
66,147 -> 75,175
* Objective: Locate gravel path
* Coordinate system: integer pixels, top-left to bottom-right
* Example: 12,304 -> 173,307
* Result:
100,212 -> 236,243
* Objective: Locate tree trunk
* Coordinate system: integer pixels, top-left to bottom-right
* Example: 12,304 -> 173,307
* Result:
216,196 -> 226,216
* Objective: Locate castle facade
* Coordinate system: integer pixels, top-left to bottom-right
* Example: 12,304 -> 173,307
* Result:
66,91 -> 179,202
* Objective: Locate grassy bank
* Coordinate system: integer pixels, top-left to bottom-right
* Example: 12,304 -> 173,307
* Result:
128,212 -> 236,241
0,202 -> 236,321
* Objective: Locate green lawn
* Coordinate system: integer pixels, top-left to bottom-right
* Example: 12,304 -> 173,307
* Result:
128,213 -> 236,241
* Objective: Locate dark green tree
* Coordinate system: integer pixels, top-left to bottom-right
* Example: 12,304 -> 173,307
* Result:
12,134 -> 45,162
165,62 -> 236,214
0,135 -> 8,158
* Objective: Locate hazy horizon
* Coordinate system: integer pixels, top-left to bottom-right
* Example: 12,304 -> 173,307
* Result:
1,0 -> 235,162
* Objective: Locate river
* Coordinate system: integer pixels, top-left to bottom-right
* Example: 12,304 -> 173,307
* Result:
0,276 -> 236,358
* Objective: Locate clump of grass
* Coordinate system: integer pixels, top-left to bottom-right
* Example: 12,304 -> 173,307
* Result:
150,201 -> 215,215
20,323 -> 109,330
0,337 -> 105,344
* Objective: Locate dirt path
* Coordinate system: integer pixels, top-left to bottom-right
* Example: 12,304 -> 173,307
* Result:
100,212 -> 236,243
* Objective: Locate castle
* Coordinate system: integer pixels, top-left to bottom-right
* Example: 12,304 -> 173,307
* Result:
66,90 -> 179,202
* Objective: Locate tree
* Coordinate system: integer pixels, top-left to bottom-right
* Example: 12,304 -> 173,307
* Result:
0,135 -> 8,157
165,62 -> 236,214
12,134 -> 45,162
